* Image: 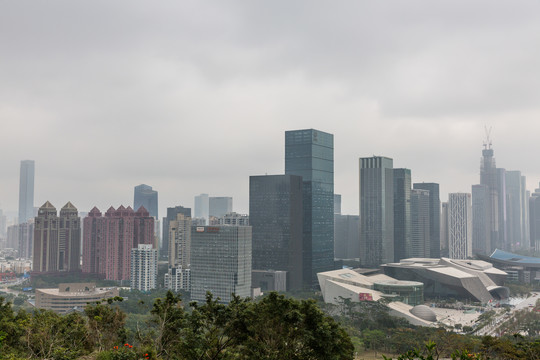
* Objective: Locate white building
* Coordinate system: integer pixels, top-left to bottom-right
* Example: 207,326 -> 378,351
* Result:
130,244 -> 158,291
164,267 -> 190,292
448,193 -> 473,259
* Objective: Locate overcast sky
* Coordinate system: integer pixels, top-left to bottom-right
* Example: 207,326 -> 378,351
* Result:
2,1 -> 540,219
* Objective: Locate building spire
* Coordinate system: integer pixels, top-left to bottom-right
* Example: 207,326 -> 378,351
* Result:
483,125 -> 492,150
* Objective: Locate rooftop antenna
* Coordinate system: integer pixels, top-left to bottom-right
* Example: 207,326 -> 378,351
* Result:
483,125 -> 492,150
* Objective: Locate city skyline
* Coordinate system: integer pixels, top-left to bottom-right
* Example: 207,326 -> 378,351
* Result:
2,2 -> 540,219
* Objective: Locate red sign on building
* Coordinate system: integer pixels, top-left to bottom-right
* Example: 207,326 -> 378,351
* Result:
358,293 -> 373,301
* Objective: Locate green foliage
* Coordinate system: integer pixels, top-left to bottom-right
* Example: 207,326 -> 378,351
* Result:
85,298 -> 127,351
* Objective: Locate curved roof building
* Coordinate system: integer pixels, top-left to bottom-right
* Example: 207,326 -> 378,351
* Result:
381,257 -> 508,303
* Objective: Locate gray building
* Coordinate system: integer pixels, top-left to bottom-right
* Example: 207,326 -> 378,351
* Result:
413,182 -> 441,258
134,184 -> 158,218
209,197 -> 233,218
285,129 -> 334,286
479,140 -> 500,253
393,169 -> 411,262
250,175 -> 303,290
359,156 -> 394,267
529,183 -> 540,252
162,206 -> 191,258
441,202 -> 449,257
194,194 -> 209,223
18,160 -> 35,224
448,193 -> 472,259
505,171 -> 529,250
191,225 -> 252,303
334,214 -> 360,260
472,184 -> 490,255
410,189 -> 430,258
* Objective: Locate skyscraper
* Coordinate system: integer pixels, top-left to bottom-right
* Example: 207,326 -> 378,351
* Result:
447,193 -> 472,259
472,184 -> 490,255
529,183 -> 540,252
413,182 -> 441,258
505,171 -> 529,250
250,174 -> 304,290
33,201 -> 80,273
134,184 -> 158,218
162,206 -> 191,258
359,156 -> 394,267
410,189 -> 430,258
334,214 -> 360,260
209,197 -> 233,218
130,244 -> 158,291
18,160 -> 35,224
168,213 -> 191,269
191,225 -> 252,303
393,169 -> 411,262
82,205 -> 154,281
285,129 -> 334,285
194,194 -> 209,222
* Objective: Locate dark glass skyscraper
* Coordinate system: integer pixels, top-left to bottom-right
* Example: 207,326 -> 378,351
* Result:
249,174 -> 304,290
393,169 -> 411,262
285,129 -> 334,286
134,184 -> 158,218
359,156 -> 394,267
413,182 -> 441,258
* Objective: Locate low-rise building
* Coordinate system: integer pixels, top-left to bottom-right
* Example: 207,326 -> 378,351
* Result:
35,283 -> 119,313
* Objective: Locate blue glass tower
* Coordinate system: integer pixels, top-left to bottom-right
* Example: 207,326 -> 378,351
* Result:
285,129 -> 334,286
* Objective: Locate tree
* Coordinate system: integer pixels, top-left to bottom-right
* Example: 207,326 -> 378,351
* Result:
85,298 -> 127,351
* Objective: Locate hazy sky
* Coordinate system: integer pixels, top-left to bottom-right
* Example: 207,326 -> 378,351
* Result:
2,1 -> 540,219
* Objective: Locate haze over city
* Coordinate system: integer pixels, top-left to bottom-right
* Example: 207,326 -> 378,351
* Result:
2,1 -> 540,217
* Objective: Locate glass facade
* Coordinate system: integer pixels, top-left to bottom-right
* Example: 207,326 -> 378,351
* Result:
393,169 -> 411,262
190,226 -> 252,303
285,129 -> 334,286
413,182 -> 441,258
249,175 -> 304,290
359,157 -> 394,267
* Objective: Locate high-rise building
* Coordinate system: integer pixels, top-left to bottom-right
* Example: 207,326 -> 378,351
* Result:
440,202 -> 449,257
162,206 -> 191,258
410,189 -> 430,258
17,221 -> 34,259
209,197 -> 233,218
134,184 -> 158,218
478,139 -> 499,253
194,194 -> 209,223
285,129 -> 334,285
168,213 -> 191,269
529,183 -> 540,252
18,160 -> 35,224
447,193 -> 472,259
130,244 -> 158,291
0,209 -> 6,239
334,194 -> 342,215
359,156 -> 394,267
393,169 -> 411,262
334,214 -> 360,260
33,202 -> 80,273
190,225 -> 252,303
472,184 -> 490,255
82,205 -> 154,281
250,174 -> 303,290
505,171 -> 529,250
496,168 -> 508,250
413,183 -> 441,258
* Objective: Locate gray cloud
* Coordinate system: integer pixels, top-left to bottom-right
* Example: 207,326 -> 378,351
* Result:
1,1 -> 540,217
